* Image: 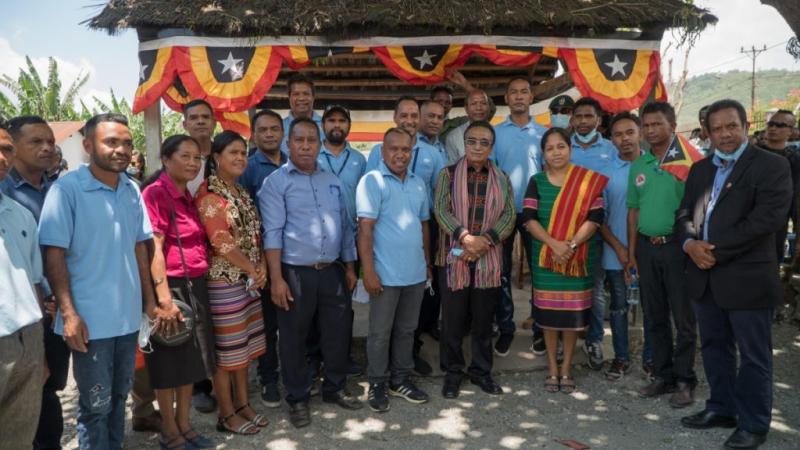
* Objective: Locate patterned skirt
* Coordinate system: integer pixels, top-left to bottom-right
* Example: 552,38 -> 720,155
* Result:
530,245 -> 595,332
207,279 -> 266,370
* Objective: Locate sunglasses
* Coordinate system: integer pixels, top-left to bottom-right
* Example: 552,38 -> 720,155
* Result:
551,108 -> 573,115
766,121 -> 792,129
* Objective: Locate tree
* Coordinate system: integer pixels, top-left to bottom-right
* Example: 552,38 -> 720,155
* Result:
92,89 -> 184,155
761,0 -> 800,59
0,56 -> 89,121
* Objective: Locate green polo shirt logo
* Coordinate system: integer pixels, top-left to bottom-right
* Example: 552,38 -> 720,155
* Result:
627,151 -> 686,237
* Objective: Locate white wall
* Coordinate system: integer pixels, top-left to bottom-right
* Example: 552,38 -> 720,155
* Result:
59,133 -> 88,173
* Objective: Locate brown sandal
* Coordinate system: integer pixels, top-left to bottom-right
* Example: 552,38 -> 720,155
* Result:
560,375 -> 576,394
544,375 -> 560,393
216,413 -> 259,435
235,403 -> 269,428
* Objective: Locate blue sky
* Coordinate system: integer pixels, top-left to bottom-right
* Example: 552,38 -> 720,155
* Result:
0,0 -> 796,108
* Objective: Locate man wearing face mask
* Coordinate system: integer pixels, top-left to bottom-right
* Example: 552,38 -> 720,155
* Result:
548,95 -> 574,130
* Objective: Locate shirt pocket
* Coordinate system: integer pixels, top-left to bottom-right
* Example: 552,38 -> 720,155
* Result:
326,184 -> 342,212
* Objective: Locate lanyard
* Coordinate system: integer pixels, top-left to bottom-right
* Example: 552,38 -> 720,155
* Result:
410,146 -> 420,174
324,148 -> 351,177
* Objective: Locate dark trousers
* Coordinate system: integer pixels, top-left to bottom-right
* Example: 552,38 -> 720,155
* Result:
498,214 -> 534,336
694,288 -> 774,434
439,267 -> 501,381
34,317 -> 70,449
277,263 -> 351,403
636,236 -> 697,384
256,290 -> 280,386
416,219 -> 440,339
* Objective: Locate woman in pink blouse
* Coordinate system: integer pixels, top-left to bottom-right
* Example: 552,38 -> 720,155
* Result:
141,135 -> 216,450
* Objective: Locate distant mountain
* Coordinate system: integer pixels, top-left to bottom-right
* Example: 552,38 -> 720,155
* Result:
673,69 -> 800,131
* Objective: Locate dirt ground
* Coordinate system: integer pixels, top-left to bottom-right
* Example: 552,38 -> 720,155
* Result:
56,320 -> 800,450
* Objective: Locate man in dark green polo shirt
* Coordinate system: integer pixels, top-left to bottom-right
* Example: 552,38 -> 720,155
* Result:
626,102 -> 697,409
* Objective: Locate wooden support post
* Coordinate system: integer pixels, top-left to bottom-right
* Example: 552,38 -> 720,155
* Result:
144,101 -> 162,175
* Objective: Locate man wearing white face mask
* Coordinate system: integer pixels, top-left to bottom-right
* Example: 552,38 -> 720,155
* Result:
548,95 -> 574,130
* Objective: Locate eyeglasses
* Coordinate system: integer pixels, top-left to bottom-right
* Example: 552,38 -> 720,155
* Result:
551,108 -> 573,115
766,121 -> 792,129
465,138 -> 493,148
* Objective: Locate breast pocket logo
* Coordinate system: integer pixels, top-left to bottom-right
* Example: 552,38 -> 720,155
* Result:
635,174 -> 646,187
329,185 -> 341,196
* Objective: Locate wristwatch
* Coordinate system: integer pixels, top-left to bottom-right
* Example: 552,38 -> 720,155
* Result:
569,241 -> 578,251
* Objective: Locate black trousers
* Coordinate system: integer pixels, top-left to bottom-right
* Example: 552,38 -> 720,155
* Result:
277,263 -> 351,403
694,287 -> 773,435
256,289 -> 280,385
417,218 -> 440,337
636,236 -> 697,384
33,317 -> 70,450
438,267 -> 500,381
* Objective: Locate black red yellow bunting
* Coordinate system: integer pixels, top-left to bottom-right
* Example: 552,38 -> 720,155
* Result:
470,45 -> 542,67
133,47 -> 177,114
174,46 -> 283,111
558,48 -> 664,113
371,45 -> 471,85
160,77 -> 252,138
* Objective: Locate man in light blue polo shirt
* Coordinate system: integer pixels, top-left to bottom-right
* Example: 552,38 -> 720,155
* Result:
366,97 -> 445,203
280,73 -> 324,155
38,114 -> 176,450
0,121 -> 46,449
568,96 -> 617,369
357,127 -> 431,413
489,76 -> 547,356
595,112 -> 645,381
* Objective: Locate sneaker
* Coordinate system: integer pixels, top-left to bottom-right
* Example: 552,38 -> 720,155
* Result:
531,331 -> 546,356
260,383 -> 281,408
368,383 -> 390,413
605,358 -> 631,381
583,340 -> 604,370
494,334 -> 514,357
388,380 -> 429,404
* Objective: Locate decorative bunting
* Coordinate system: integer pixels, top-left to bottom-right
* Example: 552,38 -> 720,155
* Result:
558,48 -> 662,113
174,45 -> 283,112
133,47 -> 177,114
275,45 -> 356,69
371,45 -> 471,84
161,77 -> 252,138
660,134 -> 703,182
469,45 -> 542,67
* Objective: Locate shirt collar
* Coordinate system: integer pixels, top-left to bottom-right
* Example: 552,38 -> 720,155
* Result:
8,167 -> 51,190
286,111 -> 322,123
321,142 -> 352,157
571,133 -> 606,148
418,133 -> 441,147
78,165 -> 125,192
379,160 -> 416,182
157,170 -> 192,201
0,191 -> 9,212
285,159 -> 320,175
253,149 -> 287,166
501,115 -> 535,129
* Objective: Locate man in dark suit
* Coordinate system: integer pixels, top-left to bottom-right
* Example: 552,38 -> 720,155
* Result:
676,99 -> 792,450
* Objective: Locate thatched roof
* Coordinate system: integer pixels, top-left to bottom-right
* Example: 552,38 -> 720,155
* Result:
86,0 -> 715,39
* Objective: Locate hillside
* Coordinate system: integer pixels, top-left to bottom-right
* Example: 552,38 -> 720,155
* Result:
674,69 -> 800,131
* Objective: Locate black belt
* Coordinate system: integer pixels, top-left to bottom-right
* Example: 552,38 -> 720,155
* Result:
639,232 -> 674,245
289,262 -> 336,270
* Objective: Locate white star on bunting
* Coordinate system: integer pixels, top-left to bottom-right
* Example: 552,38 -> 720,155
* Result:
139,64 -> 149,81
604,54 -> 628,77
414,50 -> 436,69
218,52 -> 244,80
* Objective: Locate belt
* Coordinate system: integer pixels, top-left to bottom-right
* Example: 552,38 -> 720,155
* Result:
639,233 -> 674,245
301,262 -> 334,270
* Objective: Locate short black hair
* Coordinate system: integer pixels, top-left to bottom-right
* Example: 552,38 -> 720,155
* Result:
506,76 -> 532,91
394,95 -> 419,115
205,130 -> 247,178
183,99 -> 213,118
541,127 -> 572,150
706,99 -> 748,129
84,113 -> 129,140
383,127 -> 413,142
288,117 -> 321,141
642,101 -> 677,125
251,109 -> 284,133
287,73 -> 315,96
573,97 -> 603,116
464,120 -> 496,145
609,111 -> 641,131
8,115 -> 48,140
698,105 -> 710,122
773,109 -> 796,119
419,100 -> 444,113
430,85 -> 453,99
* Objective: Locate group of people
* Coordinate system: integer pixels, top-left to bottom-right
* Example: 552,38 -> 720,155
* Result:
0,70 -> 795,450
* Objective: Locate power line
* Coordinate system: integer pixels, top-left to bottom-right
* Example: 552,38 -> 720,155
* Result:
688,39 -> 788,74
741,44 -> 769,113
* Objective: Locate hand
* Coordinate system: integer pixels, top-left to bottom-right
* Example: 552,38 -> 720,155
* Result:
44,298 -> 57,320
685,240 -> 716,270
62,313 -> 89,352
152,301 -> 182,336
345,266 -> 358,293
624,258 -> 639,284
614,245 -> 629,267
445,68 -> 469,89
249,263 -> 267,289
550,240 -> 574,262
270,277 -> 294,311
363,269 -> 383,297
460,249 -> 480,263
462,234 -> 490,256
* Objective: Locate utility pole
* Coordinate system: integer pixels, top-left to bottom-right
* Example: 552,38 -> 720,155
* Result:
741,44 -> 767,116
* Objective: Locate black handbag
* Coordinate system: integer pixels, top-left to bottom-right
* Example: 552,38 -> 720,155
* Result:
151,200 -> 200,347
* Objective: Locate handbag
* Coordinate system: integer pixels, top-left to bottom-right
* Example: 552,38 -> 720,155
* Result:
151,199 -> 200,347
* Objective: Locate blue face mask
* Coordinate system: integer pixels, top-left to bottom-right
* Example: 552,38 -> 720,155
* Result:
714,141 -> 748,162
575,129 -> 597,144
550,114 -> 570,129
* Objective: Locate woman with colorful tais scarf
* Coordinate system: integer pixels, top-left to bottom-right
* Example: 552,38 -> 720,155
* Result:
521,127 -> 608,394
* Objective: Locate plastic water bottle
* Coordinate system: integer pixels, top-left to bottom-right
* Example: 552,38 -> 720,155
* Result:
627,268 -> 640,306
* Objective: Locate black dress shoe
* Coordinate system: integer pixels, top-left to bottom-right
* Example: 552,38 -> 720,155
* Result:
681,410 -> 738,429
322,390 -> 364,410
192,392 -> 217,414
724,429 -> 767,449
470,376 -> 503,395
287,401 -> 311,428
442,378 -> 461,399
414,355 -> 433,376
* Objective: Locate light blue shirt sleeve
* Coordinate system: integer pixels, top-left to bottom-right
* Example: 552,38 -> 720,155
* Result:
356,173 -> 381,220
37,183 -> 73,249
366,144 -> 382,171
259,173 -> 286,250
135,187 -> 153,243
339,188 -> 357,262
26,215 -> 43,284
419,178 -> 431,221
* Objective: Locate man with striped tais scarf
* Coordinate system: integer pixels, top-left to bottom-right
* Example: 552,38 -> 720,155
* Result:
433,121 -> 515,399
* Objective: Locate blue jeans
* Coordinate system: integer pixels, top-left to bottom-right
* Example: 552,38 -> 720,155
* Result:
595,270 -> 630,361
72,332 -> 137,450
587,245 -> 608,344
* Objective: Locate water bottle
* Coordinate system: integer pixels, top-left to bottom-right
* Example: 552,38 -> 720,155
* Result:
627,268 -> 640,306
